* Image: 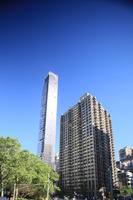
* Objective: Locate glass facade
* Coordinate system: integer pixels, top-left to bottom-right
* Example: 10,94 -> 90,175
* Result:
38,72 -> 58,169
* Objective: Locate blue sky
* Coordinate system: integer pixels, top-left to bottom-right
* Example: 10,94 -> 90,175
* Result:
0,0 -> 133,160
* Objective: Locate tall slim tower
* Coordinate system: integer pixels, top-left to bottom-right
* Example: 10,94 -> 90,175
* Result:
38,72 -> 58,169
59,93 -> 118,197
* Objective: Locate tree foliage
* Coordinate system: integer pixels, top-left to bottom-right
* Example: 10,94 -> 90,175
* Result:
0,136 -> 59,199
120,186 -> 133,196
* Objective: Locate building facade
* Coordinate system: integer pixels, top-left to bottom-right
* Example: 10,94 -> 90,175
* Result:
119,146 -> 133,162
117,170 -> 133,189
38,72 -> 58,169
55,154 -> 59,172
117,146 -> 133,189
59,93 -> 118,197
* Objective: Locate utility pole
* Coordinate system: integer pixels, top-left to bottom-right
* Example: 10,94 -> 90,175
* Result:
47,173 -> 50,200
109,166 -> 113,200
13,183 -> 16,200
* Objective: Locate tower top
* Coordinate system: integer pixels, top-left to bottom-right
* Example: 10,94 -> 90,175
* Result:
79,92 -> 90,101
48,71 -> 58,78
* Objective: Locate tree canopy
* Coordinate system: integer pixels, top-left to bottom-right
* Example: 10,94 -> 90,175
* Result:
0,136 -> 59,199
120,186 -> 133,196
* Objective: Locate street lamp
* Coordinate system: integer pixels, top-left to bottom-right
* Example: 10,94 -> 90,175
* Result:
47,173 -> 50,200
108,166 -> 113,200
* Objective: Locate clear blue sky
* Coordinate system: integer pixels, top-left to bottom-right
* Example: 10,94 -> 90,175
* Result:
0,0 -> 133,160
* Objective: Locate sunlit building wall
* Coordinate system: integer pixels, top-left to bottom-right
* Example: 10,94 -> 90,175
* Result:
59,93 -> 118,197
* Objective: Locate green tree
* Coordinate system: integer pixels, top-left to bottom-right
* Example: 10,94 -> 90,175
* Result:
120,186 -> 133,196
0,136 -> 59,199
0,136 -> 21,197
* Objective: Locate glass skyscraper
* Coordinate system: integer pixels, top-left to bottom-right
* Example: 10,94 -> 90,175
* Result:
38,72 -> 58,169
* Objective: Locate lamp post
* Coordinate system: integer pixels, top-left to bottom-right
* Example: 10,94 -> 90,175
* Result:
109,166 -> 113,200
13,183 -> 16,200
47,173 -> 50,200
